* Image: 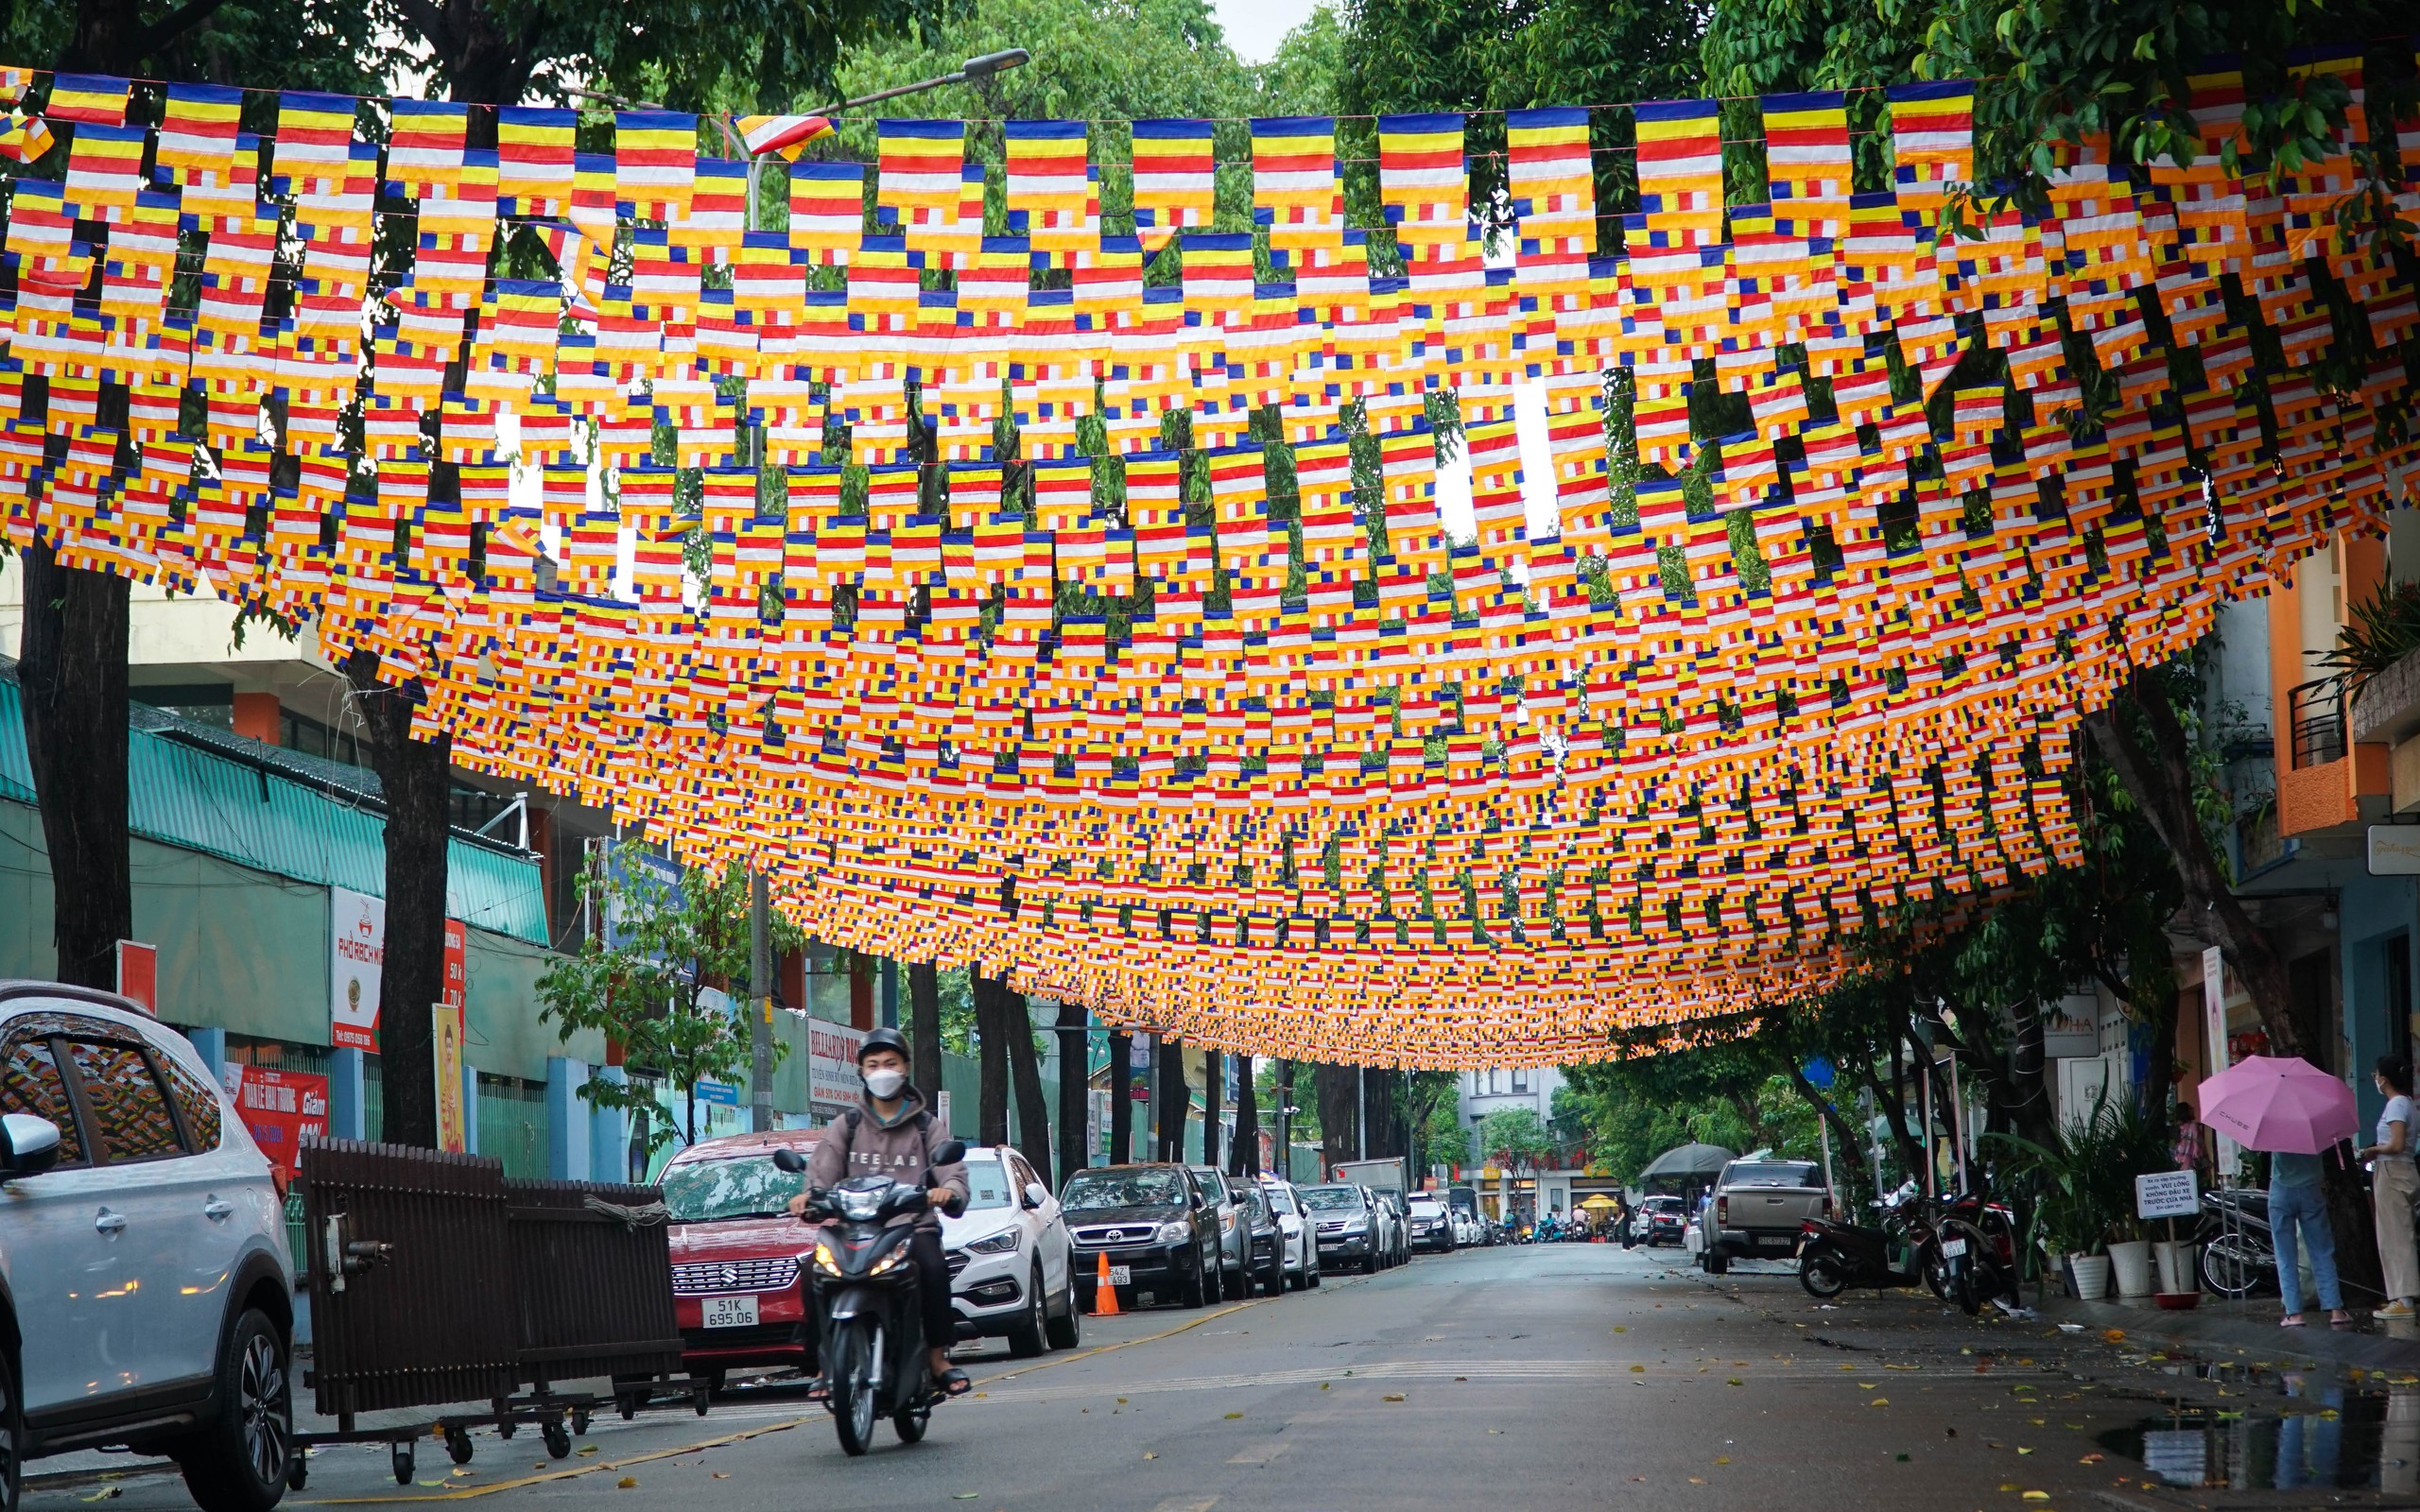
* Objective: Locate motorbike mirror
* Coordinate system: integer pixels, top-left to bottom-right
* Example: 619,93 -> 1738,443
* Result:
770,1147 -> 808,1174
929,1139 -> 966,1165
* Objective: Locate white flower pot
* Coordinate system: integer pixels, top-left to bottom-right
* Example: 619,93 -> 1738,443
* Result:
2109,1238 -> 2156,1297
2069,1252 -> 2112,1301
2153,1240 -> 2199,1295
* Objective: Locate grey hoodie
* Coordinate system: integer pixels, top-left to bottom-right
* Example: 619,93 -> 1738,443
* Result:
802,1084 -> 969,1231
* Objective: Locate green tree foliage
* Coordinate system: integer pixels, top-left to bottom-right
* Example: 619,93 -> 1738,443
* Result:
536,859 -> 801,1149
1477,1106 -> 1555,1172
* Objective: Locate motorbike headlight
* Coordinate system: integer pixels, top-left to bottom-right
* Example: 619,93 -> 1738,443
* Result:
812,1241 -> 840,1274
1156,1220 -> 1192,1244
869,1247 -> 906,1276
965,1230 -> 1020,1255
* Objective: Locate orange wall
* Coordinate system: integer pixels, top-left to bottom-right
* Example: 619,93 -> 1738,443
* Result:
232,691 -> 280,746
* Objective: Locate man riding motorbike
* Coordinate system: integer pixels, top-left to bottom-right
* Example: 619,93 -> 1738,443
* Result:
788,1029 -> 973,1397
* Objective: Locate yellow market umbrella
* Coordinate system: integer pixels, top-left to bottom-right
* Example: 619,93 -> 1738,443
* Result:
1577,1194 -> 1620,1211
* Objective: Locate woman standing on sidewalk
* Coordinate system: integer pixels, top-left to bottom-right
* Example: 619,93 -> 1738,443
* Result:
2271,1143 -> 2352,1327
2359,1057 -> 2419,1321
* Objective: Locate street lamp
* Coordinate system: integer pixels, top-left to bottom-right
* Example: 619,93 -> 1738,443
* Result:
796,49 -> 1030,117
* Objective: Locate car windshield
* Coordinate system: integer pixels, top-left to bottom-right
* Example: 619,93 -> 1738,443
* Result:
1408,1198 -> 1444,1215
961,1157 -> 1012,1211
1261,1186 -> 1298,1215
1726,1163 -> 1822,1187
1062,1168 -> 1184,1210
1643,1197 -> 1682,1212
1301,1185 -> 1360,1211
661,1153 -> 804,1222
1239,1187 -> 1270,1220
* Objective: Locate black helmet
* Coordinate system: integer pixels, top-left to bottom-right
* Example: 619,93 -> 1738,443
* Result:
856,1027 -> 909,1065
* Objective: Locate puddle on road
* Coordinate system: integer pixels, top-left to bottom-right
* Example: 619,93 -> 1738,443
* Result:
2100,1380 -> 2420,1492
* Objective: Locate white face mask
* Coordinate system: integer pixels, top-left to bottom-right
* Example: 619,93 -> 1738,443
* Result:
862,1068 -> 908,1100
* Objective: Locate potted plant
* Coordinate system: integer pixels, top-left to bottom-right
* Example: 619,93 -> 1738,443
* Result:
1991,1091 -> 2166,1304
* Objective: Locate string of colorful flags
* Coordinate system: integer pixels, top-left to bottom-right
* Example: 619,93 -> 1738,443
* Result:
2,52 -> 2417,1065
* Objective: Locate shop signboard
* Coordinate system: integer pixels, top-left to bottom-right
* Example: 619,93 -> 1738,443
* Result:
221,1065 -> 328,1181
807,1020 -> 868,1117
331,887 -> 385,1051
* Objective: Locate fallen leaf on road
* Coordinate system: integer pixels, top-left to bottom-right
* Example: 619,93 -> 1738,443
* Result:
2101,1330 -> 2125,1343
1382,1394 -> 1407,1402
953,1494 -> 978,1501
2016,1448 -> 2033,1456
711,1473 -> 729,1480
577,1446 -> 599,1456
1614,1325 -> 1628,1332
1714,1457 -> 1731,1465
1687,1477 -> 1706,1485
1321,1383 -> 1331,1390
1488,1429 -> 1503,1435
2079,1454 -> 2103,1465
2022,1493 -> 2049,1503
1143,1452 -> 1157,1460
1999,1484 -> 2019,1491
615,1477 -> 638,1489
80,1490 -> 121,1503
1116,1397 -> 1128,1403
1224,1412 -> 1243,1419
1727,1378 -> 1743,1386
1868,1399 -> 1889,1407
1631,1365 -> 1647,1373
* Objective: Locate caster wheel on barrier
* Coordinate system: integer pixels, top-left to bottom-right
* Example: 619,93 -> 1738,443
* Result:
542,1418 -> 571,1460
285,1455 -> 309,1492
618,1392 -> 638,1422
445,1425 -> 475,1465
497,1419 -> 517,1440
391,1442 -> 416,1486
570,1407 -> 592,1437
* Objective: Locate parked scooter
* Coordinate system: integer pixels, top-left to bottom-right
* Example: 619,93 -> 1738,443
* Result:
1797,1182 -> 1937,1298
1934,1188 -> 2021,1315
772,1141 -> 967,1456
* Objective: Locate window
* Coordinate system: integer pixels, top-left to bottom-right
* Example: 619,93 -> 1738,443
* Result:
155,1049 -> 223,1152
1512,1069 -> 1530,1093
960,1158 -> 1015,1211
0,1037 -> 87,1166
65,1040 -> 185,1162
1488,1070 -> 1503,1095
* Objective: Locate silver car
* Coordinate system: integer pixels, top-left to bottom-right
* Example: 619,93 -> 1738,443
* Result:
1255,1177 -> 1322,1290
1186,1165 -> 1250,1302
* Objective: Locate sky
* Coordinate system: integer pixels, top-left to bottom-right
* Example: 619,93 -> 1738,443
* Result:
1213,0 -> 1326,63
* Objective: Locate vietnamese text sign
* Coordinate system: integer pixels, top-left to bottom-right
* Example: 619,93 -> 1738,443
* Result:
2135,1168 -> 2201,1221
694,1078 -> 740,1107
331,886 -> 385,1051
441,918 -> 466,1018
221,1065 -> 328,1180
806,1019 -> 868,1112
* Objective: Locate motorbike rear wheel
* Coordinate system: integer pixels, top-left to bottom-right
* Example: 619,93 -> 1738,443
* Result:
2201,1239 -> 2267,1298
1800,1251 -> 1849,1298
826,1319 -> 879,1457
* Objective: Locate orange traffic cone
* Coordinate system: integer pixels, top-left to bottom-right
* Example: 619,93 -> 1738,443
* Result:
1093,1251 -> 1120,1316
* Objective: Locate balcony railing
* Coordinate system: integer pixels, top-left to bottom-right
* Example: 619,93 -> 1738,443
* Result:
2288,679 -> 2346,769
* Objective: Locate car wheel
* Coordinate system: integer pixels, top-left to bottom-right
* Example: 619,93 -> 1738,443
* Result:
178,1309 -> 293,1512
1706,1248 -> 1729,1277
1,1338 -> 22,1512
1204,1248 -> 1224,1303
1045,1274 -> 1082,1350
1179,1251 -> 1207,1309
1007,1264 -> 1048,1357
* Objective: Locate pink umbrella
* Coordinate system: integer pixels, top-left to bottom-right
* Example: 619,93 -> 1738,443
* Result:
2198,1055 -> 2359,1154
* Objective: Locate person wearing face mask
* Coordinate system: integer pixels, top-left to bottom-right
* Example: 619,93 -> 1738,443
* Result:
794,1028 -> 972,1394
2359,1056 -> 2419,1320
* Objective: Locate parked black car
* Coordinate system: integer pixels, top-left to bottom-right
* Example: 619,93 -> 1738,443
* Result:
1061,1163 -> 1224,1309
1236,1182 -> 1287,1296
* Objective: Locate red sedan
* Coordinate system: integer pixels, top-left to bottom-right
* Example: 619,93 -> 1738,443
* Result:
662,1128 -> 821,1389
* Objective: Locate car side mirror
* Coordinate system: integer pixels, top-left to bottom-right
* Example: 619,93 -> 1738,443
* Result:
770,1147 -> 807,1174
1023,1181 -> 1047,1210
0,1113 -> 62,1179
931,1140 -> 967,1166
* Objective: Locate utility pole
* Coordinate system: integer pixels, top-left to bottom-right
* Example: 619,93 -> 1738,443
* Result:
749,870 -> 772,1133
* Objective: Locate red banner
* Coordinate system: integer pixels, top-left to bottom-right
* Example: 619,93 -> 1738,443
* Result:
222,1066 -> 329,1180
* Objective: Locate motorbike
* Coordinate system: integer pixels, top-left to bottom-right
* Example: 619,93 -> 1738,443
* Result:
771,1140 -> 967,1456
1934,1188 -> 2021,1315
1797,1182 -> 1938,1299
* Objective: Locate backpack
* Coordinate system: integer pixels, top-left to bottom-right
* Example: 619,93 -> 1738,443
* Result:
836,1106 -> 935,1184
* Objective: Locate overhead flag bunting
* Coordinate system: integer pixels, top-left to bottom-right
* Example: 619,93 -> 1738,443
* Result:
0,64 -> 2413,1064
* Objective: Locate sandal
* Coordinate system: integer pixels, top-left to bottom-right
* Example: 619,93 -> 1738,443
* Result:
939,1367 -> 973,1397
2279,1314 -> 2305,1328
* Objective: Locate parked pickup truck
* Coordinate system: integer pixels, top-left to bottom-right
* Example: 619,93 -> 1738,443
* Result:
1698,1159 -> 1831,1275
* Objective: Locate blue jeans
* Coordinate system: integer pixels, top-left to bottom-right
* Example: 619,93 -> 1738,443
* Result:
2271,1180 -> 2343,1313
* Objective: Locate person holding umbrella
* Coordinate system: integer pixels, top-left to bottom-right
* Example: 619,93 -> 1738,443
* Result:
2357,1056 -> 2418,1320
2198,1055 -> 2360,1326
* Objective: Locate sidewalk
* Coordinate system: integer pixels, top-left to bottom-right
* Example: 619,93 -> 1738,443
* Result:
2040,1289 -> 2420,1375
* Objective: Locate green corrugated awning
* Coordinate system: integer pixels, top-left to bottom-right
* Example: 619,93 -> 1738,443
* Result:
0,671 -> 546,944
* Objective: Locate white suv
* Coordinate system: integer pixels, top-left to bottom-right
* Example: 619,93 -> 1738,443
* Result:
941,1145 -> 1080,1357
1254,1177 -> 1322,1290
0,983 -> 296,1512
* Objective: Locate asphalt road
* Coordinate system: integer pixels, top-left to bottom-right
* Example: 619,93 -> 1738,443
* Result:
29,1243 -> 2405,1512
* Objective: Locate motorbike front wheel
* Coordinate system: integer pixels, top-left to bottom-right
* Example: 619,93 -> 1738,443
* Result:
892,1403 -> 928,1444
1800,1250 -> 1849,1298
2201,1239 -> 2268,1298
826,1318 -> 879,1457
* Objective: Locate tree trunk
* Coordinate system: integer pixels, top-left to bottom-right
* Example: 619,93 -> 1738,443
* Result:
1055,1000 -> 1089,1184
908,961 -> 942,1106
1315,1063 -> 1358,1174
974,971 -> 1010,1148
343,650 -> 447,1148
1229,1054 -> 1258,1177
1158,1041 -> 1190,1161
17,544 -> 131,988
1201,1049 -> 1222,1171
1108,1032 -> 1132,1161
1858,1033 -> 1927,1187
1001,982 -> 1052,1190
